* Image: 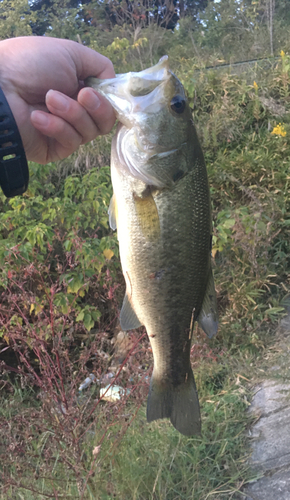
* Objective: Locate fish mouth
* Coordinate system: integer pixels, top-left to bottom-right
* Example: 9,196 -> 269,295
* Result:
85,56 -> 170,122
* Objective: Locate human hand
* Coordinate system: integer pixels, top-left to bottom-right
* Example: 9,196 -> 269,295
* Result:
0,37 -> 116,164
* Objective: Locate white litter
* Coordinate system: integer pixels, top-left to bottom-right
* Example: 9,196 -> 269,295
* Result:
100,385 -> 130,402
78,373 -> 97,391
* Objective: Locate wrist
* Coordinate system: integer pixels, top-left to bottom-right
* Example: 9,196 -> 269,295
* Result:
0,86 -> 29,197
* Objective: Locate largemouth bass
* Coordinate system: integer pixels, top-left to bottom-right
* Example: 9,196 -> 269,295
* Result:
86,56 -> 218,436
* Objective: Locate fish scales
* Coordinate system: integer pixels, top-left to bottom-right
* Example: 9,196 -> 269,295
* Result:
86,56 -> 218,436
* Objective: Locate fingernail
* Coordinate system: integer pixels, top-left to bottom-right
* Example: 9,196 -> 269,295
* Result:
47,90 -> 69,112
83,90 -> 101,112
31,111 -> 49,127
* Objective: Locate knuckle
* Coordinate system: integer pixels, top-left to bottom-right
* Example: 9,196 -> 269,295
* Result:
103,57 -> 114,74
58,122 -> 81,149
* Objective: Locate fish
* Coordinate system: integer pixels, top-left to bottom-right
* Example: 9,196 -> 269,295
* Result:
86,56 -> 218,436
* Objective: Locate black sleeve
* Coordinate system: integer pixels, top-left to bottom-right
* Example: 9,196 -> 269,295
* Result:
0,87 -> 29,198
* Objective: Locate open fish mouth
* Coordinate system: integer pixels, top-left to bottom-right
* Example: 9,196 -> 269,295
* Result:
86,55 -> 190,187
85,56 -> 171,120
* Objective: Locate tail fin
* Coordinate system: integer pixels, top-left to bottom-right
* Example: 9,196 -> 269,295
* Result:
146,368 -> 201,436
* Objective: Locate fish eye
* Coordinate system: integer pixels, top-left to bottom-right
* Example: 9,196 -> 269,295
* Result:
170,95 -> 186,114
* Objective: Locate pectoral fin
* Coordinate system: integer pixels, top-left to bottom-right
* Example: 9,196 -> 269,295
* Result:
134,191 -> 160,242
197,269 -> 218,338
120,293 -> 143,330
108,194 -> 117,231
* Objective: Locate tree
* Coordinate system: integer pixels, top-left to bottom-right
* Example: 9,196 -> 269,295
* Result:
29,0 -> 88,37
0,0 -> 36,39
101,0 -> 212,31
27,0 -> 212,35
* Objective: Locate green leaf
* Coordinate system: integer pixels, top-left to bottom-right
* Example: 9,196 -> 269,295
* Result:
83,313 -> 94,331
76,310 -> 85,322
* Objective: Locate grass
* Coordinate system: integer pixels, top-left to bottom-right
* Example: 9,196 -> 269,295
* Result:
0,345 -> 259,500
99,395 -> 251,500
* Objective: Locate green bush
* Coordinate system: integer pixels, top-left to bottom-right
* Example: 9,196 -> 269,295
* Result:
0,157 -> 120,341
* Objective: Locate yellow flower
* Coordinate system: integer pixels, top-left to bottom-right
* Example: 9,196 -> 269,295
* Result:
281,50 -> 285,57
253,81 -> 258,90
271,123 -> 287,137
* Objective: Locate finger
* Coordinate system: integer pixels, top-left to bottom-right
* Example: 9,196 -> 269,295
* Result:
46,88 -> 116,139
67,41 -> 116,80
30,110 -> 82,161
78,87 -> 116,135
45,89 -> 101,143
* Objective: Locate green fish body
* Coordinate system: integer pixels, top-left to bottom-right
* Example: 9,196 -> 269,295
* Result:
86,56 -> 218,436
